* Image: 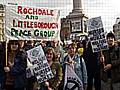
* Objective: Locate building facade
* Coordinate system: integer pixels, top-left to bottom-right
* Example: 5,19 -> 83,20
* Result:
0,4 -> 5,41
60,0 -> 88,41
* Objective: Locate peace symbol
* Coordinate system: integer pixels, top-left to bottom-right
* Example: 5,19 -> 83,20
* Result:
65,80 -> 81,90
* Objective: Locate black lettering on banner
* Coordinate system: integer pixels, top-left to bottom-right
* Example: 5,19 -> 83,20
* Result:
34,66 -> 40,71
34,29 -> 55,37
93,48 -> 100,52
11,28 -> 18,36
99,39 -> 106,43
37,73 -> 53,83
89,28 -> 104,35
31,59 -> 39,65
34,29 -> 39,36
65,77 -> 82,90
92,41 -> 99,45
34,66 -> 51,75
37,63 -> 48,68
11,28 -> 31,36
25,15 -> 38,20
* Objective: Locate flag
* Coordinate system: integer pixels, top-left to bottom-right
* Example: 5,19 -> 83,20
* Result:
63,64 -> 83,90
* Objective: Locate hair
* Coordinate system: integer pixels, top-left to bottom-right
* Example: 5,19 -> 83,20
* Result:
106,32 -> 115,40
7,40 -> 21,53
44,47 -> 56,61
67,42 -> 77,49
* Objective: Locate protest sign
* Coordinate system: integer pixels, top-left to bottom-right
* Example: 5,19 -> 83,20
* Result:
87,16 -> 108,52
27,45 -> 53,83
64,64 -> 83,90
5,5 -> 60,40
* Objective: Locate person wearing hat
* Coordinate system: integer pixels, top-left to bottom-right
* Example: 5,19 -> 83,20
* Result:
100,32 -> 120,90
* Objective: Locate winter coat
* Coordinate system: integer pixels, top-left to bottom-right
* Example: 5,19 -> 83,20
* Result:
101,45 -> 120,83
0,44 -> 5,85
11,49 -> 27,88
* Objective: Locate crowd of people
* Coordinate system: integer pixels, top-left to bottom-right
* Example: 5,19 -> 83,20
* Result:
0,32 -> 120,90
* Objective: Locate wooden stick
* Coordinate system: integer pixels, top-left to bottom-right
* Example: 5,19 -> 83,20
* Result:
5,40 -> 9,66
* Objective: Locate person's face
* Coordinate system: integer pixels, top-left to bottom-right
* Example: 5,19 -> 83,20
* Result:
46,50 -> 53,62
10,42 -> 18,51
51,41 -> 55,47
107,37 -> 115,47
41,41 -> 46,47
68,45 -> 76,56
19,41 -> 24,48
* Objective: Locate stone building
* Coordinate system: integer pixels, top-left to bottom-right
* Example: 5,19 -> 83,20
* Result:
60,0 -> 88,41
0,4 -> 5,41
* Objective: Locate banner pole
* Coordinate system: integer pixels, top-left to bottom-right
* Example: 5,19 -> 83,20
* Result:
5,39 -> 9,66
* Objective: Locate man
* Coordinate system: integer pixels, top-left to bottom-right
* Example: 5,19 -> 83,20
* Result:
100,32 -> 120,90
83,41 -> 101,90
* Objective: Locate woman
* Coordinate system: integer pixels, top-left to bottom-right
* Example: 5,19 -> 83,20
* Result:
63,42 -> 87,90
40,47 -> 63,90
4,40 -> 27,90
0,42 -> 5,89
4,40 -> 20,90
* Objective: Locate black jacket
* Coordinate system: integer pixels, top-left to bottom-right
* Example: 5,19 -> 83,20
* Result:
101,45 -> 120,83
0,42 -> 5,84
11,49 -> 27,88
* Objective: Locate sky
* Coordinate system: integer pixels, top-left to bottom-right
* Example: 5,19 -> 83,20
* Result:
0,0 -> 120,32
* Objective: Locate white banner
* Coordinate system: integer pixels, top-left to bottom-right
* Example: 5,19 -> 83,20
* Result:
64,64 -> 83,90
87,16 -> 108,52
5,5 -> 60,40
27,45 -> 53,83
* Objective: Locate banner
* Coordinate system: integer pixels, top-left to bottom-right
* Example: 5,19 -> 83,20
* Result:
87,16 -> 108,52
5,5 -> 60,40
64,64 -> 83,90
27,45 -> 53,83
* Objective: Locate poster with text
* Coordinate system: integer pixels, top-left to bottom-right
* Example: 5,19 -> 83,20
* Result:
5,5 -> 60,40
27,45 -> 53,83
87,16 -> 108,52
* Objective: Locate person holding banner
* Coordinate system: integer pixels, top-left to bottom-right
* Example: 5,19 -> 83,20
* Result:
40,47 -> 63,90
82,41 -> 101,90
63,42 -> 87,90
100,32 -> 120,90
4,40 -> 20,90
4,40 -> 27,90
0,42 -> 6,90
11,40 -> 27,90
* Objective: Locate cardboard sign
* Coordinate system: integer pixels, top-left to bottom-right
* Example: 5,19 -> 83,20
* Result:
27,45 -> 53,83
87,16 -> 108,52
